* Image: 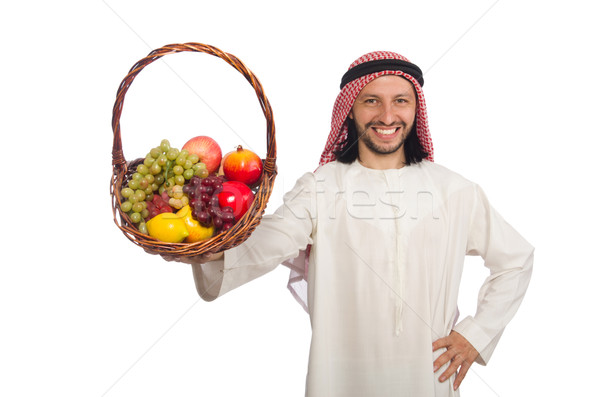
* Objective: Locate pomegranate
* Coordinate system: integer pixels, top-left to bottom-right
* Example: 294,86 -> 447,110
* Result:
182,136 -> 222,174
222,145 -> 263,186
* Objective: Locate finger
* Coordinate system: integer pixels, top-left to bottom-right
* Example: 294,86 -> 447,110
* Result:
178,251 -> 223,265
438,355 -> 462,383
432,336 -> 450,352
200,252 -> 216,262
433,349 -> 454,372
453,360 -> 471,390
202,251 -> 224,262
185,253 -> 214,265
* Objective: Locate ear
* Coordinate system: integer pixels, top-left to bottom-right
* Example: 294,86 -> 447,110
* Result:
348,110 -> 354,120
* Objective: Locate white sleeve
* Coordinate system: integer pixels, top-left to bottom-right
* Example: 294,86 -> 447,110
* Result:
192,172 -> 316,301
453,184 -> 534,365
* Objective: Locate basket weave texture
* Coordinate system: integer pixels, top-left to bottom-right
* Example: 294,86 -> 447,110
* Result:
110,43 -> 277,257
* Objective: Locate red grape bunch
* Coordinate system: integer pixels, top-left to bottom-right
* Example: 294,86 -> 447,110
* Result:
183,175 -> 236,232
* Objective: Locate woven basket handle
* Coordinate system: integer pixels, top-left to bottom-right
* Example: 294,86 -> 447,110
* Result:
111,43 -> 277,174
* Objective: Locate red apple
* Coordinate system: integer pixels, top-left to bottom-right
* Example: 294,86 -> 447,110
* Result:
182,136 -> 222,174
222,145 -> 263,186
218,181 -> 255,221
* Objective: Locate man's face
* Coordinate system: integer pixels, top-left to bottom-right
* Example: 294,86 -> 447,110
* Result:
349,75 -> 417,157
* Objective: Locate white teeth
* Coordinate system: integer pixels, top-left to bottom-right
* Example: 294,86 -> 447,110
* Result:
375,128 -> 396,135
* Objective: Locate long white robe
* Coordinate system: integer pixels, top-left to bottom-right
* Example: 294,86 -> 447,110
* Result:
192,160 -> 534,396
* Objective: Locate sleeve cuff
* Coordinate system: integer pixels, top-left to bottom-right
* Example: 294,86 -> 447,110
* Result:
191,258 -> 225,302
453,316 -> 500,365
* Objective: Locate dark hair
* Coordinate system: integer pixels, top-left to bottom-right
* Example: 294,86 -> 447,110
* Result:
333,118 -> 359,164
333,118 -> 429,165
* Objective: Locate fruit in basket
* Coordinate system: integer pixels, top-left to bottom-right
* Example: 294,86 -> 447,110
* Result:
146,193 -> 173,220
182,136 -> 222,174
186,175 -> 228,230
120,139 -> 205,226
222,145 -> 263,186
218,181 -> 255,222
177,205 -> 214,243
166,184 -> 189,210
146,212 -> 189,243
183,175 -> 244,233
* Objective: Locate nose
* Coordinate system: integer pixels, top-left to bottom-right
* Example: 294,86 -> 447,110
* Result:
378,102 -> 395,125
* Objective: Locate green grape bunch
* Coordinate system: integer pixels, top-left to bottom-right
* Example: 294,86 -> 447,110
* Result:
120,139 -> 210,231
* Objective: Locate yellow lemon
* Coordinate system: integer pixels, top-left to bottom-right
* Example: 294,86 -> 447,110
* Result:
177,205 -> 214,243
146,212 -> 189,243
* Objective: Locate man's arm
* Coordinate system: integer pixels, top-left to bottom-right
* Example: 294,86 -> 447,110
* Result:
453,184 -> 534,364
433,184 -> 534,388
180,172 -> 317,301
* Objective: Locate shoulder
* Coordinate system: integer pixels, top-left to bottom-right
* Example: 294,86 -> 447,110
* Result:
313,161 -> 354,182
314,160 -> 349,175
283,162 -> 347,194
411,160 -> 474,186
408,161 -> 481,201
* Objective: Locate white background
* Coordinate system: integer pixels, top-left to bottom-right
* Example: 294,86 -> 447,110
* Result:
1,0 -> 598,395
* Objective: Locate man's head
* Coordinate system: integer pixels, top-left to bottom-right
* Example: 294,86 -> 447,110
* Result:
346,75 -> 417,165
319,51 -> 433,166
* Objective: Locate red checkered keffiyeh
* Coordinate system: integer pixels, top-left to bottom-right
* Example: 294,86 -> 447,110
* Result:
286,51 -> 435,312
319,51 -> 434,166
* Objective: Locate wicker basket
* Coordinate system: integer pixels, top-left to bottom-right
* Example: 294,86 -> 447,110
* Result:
110,43 -> 277,257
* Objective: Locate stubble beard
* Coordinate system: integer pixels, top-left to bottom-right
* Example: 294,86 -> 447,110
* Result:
357,121 -> 409,156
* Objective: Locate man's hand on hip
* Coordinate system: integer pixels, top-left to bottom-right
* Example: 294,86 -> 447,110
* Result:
432,330 -> 479,391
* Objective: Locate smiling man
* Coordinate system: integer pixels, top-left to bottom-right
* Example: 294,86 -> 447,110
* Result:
186,51 -> 534,396
349,75 -> 417,167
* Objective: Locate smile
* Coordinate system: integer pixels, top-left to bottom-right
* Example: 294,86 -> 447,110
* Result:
374,128 -> 398,135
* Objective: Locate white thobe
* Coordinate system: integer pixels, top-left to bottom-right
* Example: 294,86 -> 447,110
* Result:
192,160 -> 534,397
